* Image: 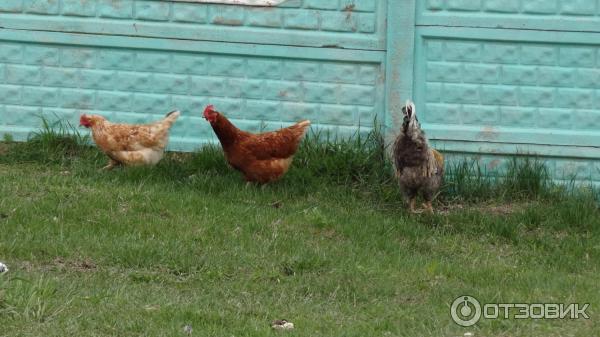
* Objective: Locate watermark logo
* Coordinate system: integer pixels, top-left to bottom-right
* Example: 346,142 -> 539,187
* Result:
451,296 -> 482,327
451,295 -> 590,327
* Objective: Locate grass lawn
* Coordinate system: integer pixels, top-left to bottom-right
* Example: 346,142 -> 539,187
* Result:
0,128 -> 599,336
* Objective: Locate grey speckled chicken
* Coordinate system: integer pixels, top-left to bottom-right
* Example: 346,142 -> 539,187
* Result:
392,100 -> 444,213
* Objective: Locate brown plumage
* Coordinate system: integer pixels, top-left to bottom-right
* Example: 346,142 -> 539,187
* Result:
80,111 -> 180,170
392,100 -> 444,213
203,105 -> 310,183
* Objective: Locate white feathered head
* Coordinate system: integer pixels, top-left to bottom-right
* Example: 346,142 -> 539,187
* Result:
401,100 -> 420,133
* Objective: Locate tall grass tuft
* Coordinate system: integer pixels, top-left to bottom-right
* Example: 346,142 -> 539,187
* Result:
293,122 -> 393,187
444,160 -> 495,201
445,155 -> 556,202
0,115 -> 93,165
501,156 -> 551,199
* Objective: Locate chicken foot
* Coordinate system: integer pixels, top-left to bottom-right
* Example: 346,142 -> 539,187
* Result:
102,159 -> 120,171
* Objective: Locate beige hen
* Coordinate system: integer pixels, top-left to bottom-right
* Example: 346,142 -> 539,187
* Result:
80,111 -> 180,170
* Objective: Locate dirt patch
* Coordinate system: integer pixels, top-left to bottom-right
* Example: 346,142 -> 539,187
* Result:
0,143 -> 10,155
12,258 -> 96,273
52,257 -> 97,272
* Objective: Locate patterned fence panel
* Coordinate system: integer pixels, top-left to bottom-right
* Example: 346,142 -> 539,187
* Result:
0,0 -> 385,151
409,0 -> 600,183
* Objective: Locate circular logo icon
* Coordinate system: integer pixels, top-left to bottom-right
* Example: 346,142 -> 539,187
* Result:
451,295 -> 481,327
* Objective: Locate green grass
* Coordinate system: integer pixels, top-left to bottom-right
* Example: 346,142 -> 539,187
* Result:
0,124 -> 599,337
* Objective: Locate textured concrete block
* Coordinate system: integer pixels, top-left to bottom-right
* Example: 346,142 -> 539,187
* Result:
153,74 -> 189,95
577,69 -> 600,88
283,61 -> 320,81
23,87 -> 59,106
0,44 -> 23,63
61,48 -> 96,68
537,67 -> 575,87
427,62 -> 462,82
23,46 -> 59,66
426,103 -> 461,124
319,105 -> 355,125
320,12 -> 358,32
321,64 -> 358,83
559,47 -> 595,68
520,87 -> 555,107
208,57 -> 245,77
521,45 -> 557,65
462,64 -> 499,84
133,93 -> 171,114
24,0 -> 59,15
0,0 -> 23,13
60,88 -> 95,109
80,69 -> 118,90
97,91 -> 132,112
62,0 -> 97,17
342,85 -> 375,106
523,0 -> 558,14
447,0 -> 481,11
244,100 -> 280,121
426,83 -> 442,102
264,80 -> 303,101
97,50 -> 135,70
305,83 -> 338,104
560,0 -> 596,15
537,108 -> 570,129
172,3 -> 207,23
228,79 -> 264,99
136,52 -> 171,73
484,0 -> 520,13
462,104 -> 500,124
6,65 -> 42,85
210,5 -> 244,26
443,83 -> 480,104
284,10 -> 319,30
342,0 -> 376,12
172,55 -> 207,75
444,41 -> 481,62
135,1 -> 170,21
247,59 -> 282,79
98,0 -> 133,19
499,106 -> 538,127
501,65 -> 537,85
480,85 -> 517,105
426,41 -> 444,61
482,43 -> 519,63
556,88 -> 594,109
43,67 -> 79,87
116,72 -> 154,92
246,8 -> 282,27
0,85 -> 22,104
190,76 -> 227,97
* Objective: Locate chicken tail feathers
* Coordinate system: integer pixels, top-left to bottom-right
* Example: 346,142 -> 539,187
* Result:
162,110 -> 181,128
297,120 -> 311,128
292,120 -> 311,137
165,110 -> 180,119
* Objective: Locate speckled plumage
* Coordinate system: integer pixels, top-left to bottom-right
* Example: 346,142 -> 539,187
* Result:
80,111 -> 180,169
392,101 -> 444,213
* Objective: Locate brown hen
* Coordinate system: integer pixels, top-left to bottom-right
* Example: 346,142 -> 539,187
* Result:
203,105 -> 310,183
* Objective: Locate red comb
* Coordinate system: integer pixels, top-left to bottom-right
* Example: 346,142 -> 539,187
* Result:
204,105 -> 215,113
